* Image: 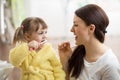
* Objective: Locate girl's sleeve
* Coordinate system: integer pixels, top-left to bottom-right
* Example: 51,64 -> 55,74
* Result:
49,46 -> 66,80
9,43 -> 30,67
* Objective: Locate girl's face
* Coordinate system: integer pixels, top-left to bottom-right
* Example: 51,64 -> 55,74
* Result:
30,26 -> 47,43
71,15 -> 90,45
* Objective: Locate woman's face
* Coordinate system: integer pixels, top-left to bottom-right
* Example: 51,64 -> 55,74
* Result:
71,15 -> 90,45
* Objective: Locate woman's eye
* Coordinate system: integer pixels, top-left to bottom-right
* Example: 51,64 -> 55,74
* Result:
74,24 -> 78,26
73,24 -> 78,27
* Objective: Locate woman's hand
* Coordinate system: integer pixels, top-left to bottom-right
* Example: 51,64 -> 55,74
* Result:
58,42 -> 72,67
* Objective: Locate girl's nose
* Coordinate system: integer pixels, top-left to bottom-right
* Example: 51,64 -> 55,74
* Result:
43,33 -> 47,39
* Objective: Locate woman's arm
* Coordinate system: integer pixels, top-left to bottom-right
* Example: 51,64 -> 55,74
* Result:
58,42 -> 73,80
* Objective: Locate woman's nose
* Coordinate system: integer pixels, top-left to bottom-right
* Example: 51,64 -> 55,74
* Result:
70,26 -> 74,32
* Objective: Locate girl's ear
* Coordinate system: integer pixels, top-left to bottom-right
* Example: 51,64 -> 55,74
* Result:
88,24 -> 95,34
24,33 -> 31,42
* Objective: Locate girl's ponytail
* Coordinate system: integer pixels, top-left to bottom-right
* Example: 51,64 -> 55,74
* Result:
13,27 -> 24,44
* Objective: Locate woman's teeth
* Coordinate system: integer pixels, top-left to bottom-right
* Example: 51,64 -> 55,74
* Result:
75,36 -> 77,40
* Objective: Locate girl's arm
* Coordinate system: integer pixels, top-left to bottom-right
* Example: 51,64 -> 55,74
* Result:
9,43 -> 30,67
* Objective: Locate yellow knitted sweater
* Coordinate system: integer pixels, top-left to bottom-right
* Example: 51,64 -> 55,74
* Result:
9,43 -> 65,80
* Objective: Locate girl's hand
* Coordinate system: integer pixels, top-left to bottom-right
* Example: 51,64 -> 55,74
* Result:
58,42 -> 72,66
28,40 -> 47,51
28,40 -> 39,50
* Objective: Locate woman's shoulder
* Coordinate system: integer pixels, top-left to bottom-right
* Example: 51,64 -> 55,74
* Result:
91,49 -> 120,80
100,49 -> 120,68
93,49 -> 120,72
105,49 -> 119,63
101,49 -> 120,80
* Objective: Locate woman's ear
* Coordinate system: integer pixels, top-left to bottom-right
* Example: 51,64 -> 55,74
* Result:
88,24 -> 95,34
24,33 -> 31,42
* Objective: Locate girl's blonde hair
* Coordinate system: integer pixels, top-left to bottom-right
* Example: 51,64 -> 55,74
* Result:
13,17 -> 48,44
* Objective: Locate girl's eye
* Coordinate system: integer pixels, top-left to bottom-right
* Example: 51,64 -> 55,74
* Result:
38,31 -> 47,35
45,31 -> 47,34
38,32 -> 43,35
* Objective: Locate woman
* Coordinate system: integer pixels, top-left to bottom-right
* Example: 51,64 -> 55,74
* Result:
58,4 -> 120,80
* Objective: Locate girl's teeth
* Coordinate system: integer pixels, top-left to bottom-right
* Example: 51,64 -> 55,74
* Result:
40,40 -> 47,44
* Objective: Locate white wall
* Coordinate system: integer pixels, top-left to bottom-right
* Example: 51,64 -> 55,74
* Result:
28,0 -> 120,37
29,0 -> 66,37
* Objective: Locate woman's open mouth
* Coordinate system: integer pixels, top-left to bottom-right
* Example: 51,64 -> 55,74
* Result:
75,36 -> 77,40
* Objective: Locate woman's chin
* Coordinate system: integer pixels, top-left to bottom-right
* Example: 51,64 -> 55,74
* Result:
75,42 -> 78,45
75,42 -> 82,45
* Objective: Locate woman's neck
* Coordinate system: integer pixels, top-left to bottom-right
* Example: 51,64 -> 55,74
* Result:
84,39 -> 108,62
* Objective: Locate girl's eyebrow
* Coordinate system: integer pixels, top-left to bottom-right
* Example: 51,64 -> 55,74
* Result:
37,30 -> 47,32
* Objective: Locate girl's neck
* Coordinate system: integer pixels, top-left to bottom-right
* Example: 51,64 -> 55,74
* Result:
84,39 -> 108,62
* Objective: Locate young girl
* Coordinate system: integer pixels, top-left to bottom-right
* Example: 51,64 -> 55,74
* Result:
9,17 -> 65,80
